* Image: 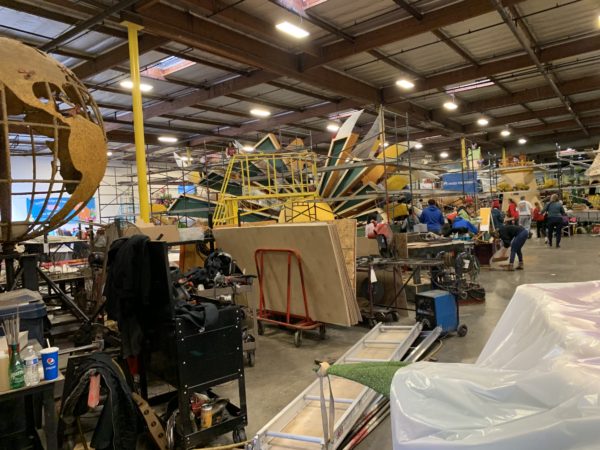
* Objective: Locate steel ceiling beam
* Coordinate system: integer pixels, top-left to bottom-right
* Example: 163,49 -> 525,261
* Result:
103,70 -> 278,131
190,99 -> 358,145
383,34 -> 600,103
0,0 -> 127,39
433,75 -> 600,116
39,0 -> 139,52
491,0 -> 589,136
120,6 -> 382,105
73,34 -> 168,79
463,98 -> 600,134
305,0 -> 527,67
169,0 -> 322,57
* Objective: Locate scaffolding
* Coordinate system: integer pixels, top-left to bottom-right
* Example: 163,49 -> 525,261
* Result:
96,165 -> 137,223
212,152 -> 318,226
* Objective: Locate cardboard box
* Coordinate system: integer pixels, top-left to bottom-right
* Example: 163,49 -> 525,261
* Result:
123,220 -> 181,242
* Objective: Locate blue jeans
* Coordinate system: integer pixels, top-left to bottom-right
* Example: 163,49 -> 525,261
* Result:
510,229 -> 529,264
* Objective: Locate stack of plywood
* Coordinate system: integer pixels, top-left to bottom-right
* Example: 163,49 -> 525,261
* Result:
213,220 -> 360,326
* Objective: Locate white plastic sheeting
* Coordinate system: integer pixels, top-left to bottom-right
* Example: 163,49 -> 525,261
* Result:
391,281 -> 600,450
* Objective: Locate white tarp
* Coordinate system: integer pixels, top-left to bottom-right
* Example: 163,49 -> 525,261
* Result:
391,281 -> 600,450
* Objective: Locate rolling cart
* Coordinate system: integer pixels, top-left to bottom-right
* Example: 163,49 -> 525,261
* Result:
254,248 -> 325,347
140,241 -> 248,449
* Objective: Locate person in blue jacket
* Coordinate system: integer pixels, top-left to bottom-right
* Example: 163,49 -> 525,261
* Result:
419,199 -> 445,233
451,216 -> 478,234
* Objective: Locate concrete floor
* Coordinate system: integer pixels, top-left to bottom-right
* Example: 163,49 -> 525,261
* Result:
232,235 -> 600,448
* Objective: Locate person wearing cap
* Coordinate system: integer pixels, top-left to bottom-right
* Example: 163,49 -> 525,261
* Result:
491,199 -> 505,231
419,199 -> 445,234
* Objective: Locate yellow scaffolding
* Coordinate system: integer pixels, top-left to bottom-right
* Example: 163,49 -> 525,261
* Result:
212,152 -> 318,226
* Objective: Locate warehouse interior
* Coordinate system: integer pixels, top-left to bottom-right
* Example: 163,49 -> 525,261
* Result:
0,0 -> 600,449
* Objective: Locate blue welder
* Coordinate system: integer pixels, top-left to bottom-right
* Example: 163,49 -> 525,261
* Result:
415,289 -> 468,337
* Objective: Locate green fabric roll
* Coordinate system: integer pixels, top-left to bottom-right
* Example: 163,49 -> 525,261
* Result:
326,362 -> 411,397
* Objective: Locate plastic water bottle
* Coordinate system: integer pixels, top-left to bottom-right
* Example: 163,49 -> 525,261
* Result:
23,346 -> 40,387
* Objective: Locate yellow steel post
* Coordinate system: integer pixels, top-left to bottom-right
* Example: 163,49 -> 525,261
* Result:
460,137 -> 467,170
125,21 -> 150,223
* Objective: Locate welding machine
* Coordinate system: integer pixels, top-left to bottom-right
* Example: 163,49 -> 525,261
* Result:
415,289 -> 467,336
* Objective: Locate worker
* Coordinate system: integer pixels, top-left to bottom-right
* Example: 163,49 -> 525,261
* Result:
517,196 -> 533,231
419,199 -> 445,234
506,198 -> 519,224
532,202 -> 546,239
543,194 -> 566,248
491,199 -> 505,231
451,216 -> 478,234
497,224 -> 528,270
456,204 -> 472,223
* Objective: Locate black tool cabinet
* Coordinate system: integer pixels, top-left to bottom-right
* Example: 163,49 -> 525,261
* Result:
141,241 -> 248,449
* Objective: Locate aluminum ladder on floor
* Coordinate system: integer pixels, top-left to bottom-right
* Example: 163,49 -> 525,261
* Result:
251,322 -> 424,450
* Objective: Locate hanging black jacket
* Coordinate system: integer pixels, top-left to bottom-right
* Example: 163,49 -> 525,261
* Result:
61,352 -> 140,450
104,235 -> 152,358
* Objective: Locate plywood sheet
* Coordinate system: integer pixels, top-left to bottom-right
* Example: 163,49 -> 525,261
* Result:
214,223 -> 358,326
333,219 -> 357,292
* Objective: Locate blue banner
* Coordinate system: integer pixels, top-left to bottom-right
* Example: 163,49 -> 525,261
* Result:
441,171 -> 479,194
178,185 -> 196,194
26,196 -> 96,224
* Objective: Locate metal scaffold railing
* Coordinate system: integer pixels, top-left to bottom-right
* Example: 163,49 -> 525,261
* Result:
212,152 -> 319,226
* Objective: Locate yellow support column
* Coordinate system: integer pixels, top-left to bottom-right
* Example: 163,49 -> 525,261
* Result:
125,21 -> 150,223
460,137 -> 467,169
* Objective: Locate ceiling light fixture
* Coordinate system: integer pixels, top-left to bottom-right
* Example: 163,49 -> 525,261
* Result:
250,108 -> 271,118
443,96 -> 458,111
275,21 -> 310,39
477,117 -> 489,126
440,151 -> 449,159
396,79 -> 415,90
106,151 -> 113,156
501,129 -> 511,137
120,79 -> 153,92
326,123 -> 340,132
242,145 -> 254,152
158,136 -> 178,143
518,137 -> 527,144
414,142 -> 423,149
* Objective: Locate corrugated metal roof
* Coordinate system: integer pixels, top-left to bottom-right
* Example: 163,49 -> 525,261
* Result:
331,55 -> 406,88
552,51 -> 600,80
525,98 -> 564,110
445,11 -> 522,61
453,85 -> 506,102
570,91 -> 600,103
486,104 -> 530,116
497,74 -> 548,93
233,0 -> 330,41
391,40 -> 468,75
162,43 -> 254,71
312,0 -> 458,37
236,84 -> 320,107
516,0 -> 599,45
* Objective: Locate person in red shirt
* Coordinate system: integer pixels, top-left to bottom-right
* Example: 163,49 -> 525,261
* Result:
532,201 -> 546,239
507,198 -> 519,224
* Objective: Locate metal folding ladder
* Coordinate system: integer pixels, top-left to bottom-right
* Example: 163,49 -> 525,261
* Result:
252,322 -> 424,450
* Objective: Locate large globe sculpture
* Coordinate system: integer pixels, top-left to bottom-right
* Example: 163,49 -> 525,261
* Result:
0,37 -> 107,245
